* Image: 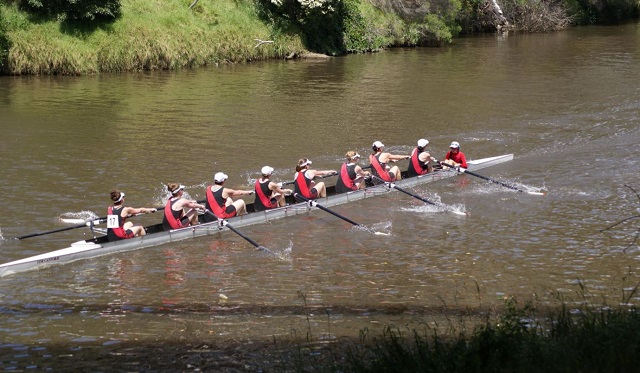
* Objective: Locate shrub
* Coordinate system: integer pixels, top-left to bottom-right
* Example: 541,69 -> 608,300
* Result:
19,0 -> 121,22
343,0 -> 388,52
256,0 -> 346,54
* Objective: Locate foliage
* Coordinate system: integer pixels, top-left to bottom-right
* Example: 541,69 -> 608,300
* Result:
256,0 -> 346,54
502,0 -> 573,31
19,0 -> 122,22
342,0 -> 389,52
573,0 -> 640,24
0,7 -> 8,71
403,0 -> 461,46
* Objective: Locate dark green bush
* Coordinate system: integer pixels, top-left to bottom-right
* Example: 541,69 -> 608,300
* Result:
255,0 -> 347,55
19,0 -> 121,22
343,0 -> 387,52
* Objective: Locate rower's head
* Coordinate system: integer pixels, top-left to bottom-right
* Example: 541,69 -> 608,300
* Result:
372,141 -> 384,152
296,158 -> 312,172
417,138 -> 429,150
261,166 -> 274,178
449,141 -> 460,152
214,172 -> 228,185
110,190 -> 125,205
346,151 -> 361,163
167,183 -> 185,196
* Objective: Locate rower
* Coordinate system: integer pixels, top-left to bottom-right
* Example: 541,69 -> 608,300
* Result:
441,141 -> 468,170
107,190 -> 157,241
294,158 -> 336,200
253,166 -> 292,211
369,141 -> 410,182
162,183 -> 205,230
406,138 -> 435,177
203,172 -> 253,221
335,151 -> 370,194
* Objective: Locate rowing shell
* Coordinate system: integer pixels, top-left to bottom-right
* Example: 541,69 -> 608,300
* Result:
0,154 -> 513,277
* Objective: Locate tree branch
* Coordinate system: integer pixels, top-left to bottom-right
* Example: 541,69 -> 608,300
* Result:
254,39 -> 274,48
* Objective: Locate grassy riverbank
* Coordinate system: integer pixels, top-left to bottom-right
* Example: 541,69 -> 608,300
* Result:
1,0 -> 638,75
0,0 -> 306,75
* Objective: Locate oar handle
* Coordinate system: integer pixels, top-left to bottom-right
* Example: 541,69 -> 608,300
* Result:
294,193 -> 362,227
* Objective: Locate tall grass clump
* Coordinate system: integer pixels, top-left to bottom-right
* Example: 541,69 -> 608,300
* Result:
336,299 -> 640,372
0,7 -> 10,71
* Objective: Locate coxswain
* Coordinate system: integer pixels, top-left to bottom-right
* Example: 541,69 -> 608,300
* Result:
335,151 -> 370,194
406,138 -> 435,177
162,183 -> 204,230
441,141 -> 468,170
107,190 -> 157,241
369,141 -> 410,182
294,158 -> 335,200
253,166 -> 292,211
203,172 -> 253,221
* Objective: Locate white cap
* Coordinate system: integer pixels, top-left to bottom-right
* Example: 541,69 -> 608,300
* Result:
417,139 -> 429,148
372,141 -> 384,148
449,141 -> 460,149
171,185 -> 185,195
214,172 -> 228,182
261,166 -> 274,175
300,159 -> 312,167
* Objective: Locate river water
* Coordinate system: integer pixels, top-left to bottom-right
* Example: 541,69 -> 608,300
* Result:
0,24 -> 639,368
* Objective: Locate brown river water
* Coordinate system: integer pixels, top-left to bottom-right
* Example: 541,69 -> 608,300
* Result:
0,23 -> 639,369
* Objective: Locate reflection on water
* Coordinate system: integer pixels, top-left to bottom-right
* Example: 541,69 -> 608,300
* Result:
0,23 -> 639,366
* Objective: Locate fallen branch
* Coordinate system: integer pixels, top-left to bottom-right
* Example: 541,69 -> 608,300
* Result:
254,39 -> 274,48
189,0 -> 199,9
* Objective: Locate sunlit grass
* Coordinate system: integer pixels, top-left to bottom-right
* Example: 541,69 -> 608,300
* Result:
0,0 -> 305,74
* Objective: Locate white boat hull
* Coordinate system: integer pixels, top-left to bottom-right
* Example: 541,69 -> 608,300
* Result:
0,154 -> 513,277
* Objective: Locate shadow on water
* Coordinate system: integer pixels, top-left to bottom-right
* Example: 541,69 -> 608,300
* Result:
0,301 -> 518,371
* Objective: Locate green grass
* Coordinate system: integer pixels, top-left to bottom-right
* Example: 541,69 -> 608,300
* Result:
0,0 -> 305,74
272,294 -> 640,372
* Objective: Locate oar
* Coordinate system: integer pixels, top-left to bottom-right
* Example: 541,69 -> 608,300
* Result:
204,210 -> 271,253
294,193 -> 363,227
441,162 -> 546,195
16,218 -> 106,240
372,176 -> 467,216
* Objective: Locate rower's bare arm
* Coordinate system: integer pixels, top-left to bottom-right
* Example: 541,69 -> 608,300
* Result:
391,154 -> 411,161
355,166 -> 370,177
229,189 -> 254,196
185,200 -> 205,209
271,182 -> 292,195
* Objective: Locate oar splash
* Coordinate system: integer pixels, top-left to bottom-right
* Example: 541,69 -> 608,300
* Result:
294,193 -> 390,235
372,175 -> 467,216
59,211 -> 101,224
